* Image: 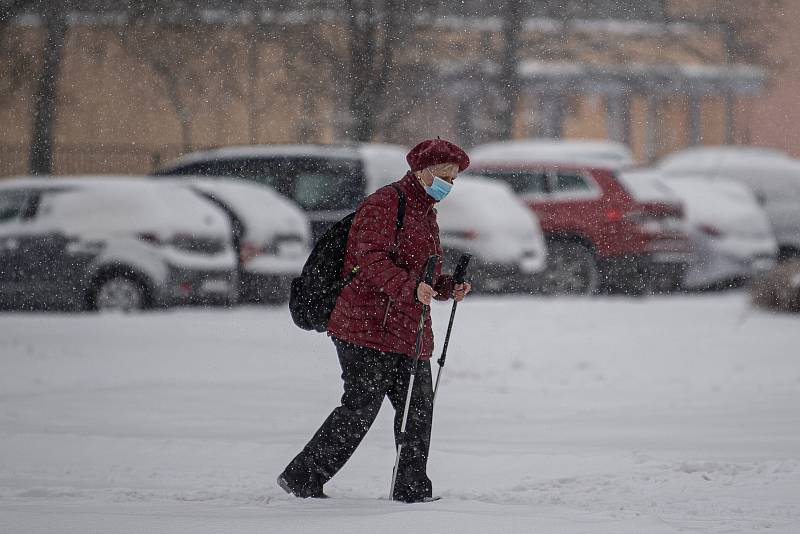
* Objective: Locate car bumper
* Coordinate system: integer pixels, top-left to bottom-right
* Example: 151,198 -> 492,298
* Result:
240,271 -> 294,304
684,250 -> 777,289
442,246 -> 544,292
600,252 -> 691,292
158,265 -> 238,306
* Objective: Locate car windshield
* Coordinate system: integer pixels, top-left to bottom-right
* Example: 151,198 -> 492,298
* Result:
0,189 -> 28,222
471,170 -> 548,195
291,159 -> 364,211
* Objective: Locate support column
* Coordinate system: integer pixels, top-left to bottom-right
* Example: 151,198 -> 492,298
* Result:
687,94 -> 702,146
644,94 -> 661,164
538,93 -> 565,139
455,97 -> 476,148
606,93 -> 632,146
725,91 -> 737,144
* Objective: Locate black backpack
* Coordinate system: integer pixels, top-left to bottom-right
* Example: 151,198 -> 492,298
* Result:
289,184 -> 406,332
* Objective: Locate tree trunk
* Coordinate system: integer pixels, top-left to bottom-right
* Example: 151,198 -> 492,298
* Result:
497,0 -> 523,140
29,1 -> 67,175
346,0 -> 405,142
347,0 -> 378,142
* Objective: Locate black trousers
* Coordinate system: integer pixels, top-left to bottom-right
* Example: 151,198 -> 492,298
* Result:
281,337 -> 434,501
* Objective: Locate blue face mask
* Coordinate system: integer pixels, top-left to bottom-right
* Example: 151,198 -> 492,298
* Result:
424,174 -> 453,201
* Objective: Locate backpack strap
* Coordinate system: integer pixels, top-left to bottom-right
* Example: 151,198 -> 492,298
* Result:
389,183 -> 406,238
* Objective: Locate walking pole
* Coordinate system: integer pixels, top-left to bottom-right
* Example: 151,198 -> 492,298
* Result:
432,254 -> 471,408
390,254 -> 439,501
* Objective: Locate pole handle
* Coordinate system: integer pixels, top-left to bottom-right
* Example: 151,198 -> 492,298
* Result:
423,254 -> 438,286
453,254 -> 472,284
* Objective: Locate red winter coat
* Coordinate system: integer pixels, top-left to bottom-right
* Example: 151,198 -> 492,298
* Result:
327,172 -> 455,359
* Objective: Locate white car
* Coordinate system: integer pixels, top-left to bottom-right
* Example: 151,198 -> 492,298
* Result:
623,170 -> 778,289
0,176 -> 237,311
658,146 -> 800,259
470,138 -> 635,168
173,178 -> 312,303
435,175 -> 547,292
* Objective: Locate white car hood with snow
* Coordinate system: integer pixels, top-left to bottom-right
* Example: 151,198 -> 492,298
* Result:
185,178 -> 311,247
435,175 -> 546,270
37,181 -> 232,243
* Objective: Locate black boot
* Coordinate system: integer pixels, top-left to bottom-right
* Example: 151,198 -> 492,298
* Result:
277,470 -> 328,499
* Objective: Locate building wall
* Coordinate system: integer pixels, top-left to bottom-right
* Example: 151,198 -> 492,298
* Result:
745,1 -> 800,157
0,15 -> 760,176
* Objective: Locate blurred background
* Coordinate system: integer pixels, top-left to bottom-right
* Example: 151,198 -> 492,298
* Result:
1,0 -> 796,173
1,0 -> 799,312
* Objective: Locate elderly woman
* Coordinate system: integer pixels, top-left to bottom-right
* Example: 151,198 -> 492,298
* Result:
278,139 -> 472,503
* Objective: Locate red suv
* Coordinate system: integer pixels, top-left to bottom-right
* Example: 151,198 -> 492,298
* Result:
467,162 -> 691,294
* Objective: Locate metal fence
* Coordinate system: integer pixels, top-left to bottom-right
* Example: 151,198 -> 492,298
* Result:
0,144 -> 191,177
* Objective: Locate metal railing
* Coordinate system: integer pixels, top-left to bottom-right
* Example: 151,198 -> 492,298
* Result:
0,144 -> 191,178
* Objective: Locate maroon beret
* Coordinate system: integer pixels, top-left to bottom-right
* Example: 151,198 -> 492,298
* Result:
406,139 -> 470,172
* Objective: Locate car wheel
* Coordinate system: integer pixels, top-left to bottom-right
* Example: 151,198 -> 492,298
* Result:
91,276 -> 146,312
540,242 -> 599,295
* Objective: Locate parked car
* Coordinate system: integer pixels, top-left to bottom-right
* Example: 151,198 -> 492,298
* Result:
153,143 -> 409,239
658,146 -> 800,260
0,177 -> 237,311
468,154 -> 690,295
470,139 -> 635,169
434,175 -> 547,292
621,171 -> 778,289
167,177 -> 312,303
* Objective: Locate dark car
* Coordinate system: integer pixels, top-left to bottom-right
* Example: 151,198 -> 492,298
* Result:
153,144 -> 409,239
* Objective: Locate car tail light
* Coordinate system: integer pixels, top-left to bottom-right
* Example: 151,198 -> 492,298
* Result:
698,223 -> 723,237
240,241 -> 264,263
604,208 -> 624,222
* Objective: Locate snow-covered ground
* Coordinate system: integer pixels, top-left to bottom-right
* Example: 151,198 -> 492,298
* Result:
1,293 -> 799,533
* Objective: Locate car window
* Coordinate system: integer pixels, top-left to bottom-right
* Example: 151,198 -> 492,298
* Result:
30,188 -> 75,220
235,158 -> 283,189
164,158 -> 282,190
475,171 -> 549,195
290,158 -> 364,211
553,172 -> 592,193
0,189 -> 29,222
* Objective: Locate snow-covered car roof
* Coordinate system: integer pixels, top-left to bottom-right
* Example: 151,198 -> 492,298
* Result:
657,150 -> 800,200
155,143 -> 412,195
357,143 -> 410,189
1,175 -> 231,239
0,174 -> 173,190
158,144 -> 363,171
168,177 -> 311,244
470,139 -> 634,168
658,146 -> 790,172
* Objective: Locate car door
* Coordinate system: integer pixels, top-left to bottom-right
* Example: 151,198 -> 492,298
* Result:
538,170 -> 604,237
5,188 -> 95,308
0,188 -> 33,303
